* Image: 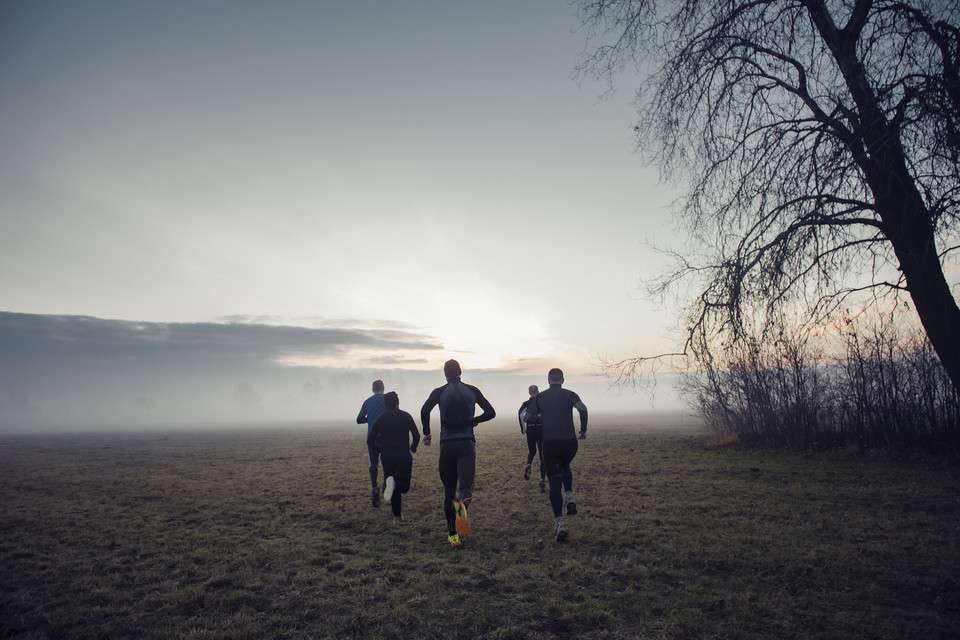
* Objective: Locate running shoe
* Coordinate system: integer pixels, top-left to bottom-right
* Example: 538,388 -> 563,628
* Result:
448,533 -> 461,547
371,487 -> 380,508
523,463 -> 531,480
384,476 -> 396,503
566,500 -> 577,516
539,479 -> 545,493
393,516 -> 403,524
454,499 -> 470,538
555,522 -> 568,542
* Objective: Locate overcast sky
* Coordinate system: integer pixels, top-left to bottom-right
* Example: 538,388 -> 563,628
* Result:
0,1 -> 686,429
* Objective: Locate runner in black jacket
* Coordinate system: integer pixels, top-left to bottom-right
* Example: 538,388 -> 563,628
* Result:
367,391 -> 420,523
524,368 -> 587,542
420,359 -> 496,547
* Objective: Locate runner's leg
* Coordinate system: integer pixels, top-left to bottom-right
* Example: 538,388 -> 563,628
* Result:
543,446 -> 564,518
391,491 -> 402,518
456,440 -> 476,508
368,445 -> 379,489
561,440 -> 578,493
439,443 -> 459,534
526,432 -> 537,465
537,438 -> 545,481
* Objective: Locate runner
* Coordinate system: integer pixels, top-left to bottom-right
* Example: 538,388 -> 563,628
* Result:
518,384 -> 545,492
356,379 -> 387,507
367,391 -> 420,523
420,359 -> 496,547
524,368 -> 587,542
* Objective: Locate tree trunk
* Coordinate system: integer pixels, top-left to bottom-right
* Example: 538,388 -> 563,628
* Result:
810,3 -> 960,394
870,155 -> 960,395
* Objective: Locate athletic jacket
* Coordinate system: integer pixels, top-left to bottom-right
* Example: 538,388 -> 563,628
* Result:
420,379 -> 496,442
529,383 -> 587,441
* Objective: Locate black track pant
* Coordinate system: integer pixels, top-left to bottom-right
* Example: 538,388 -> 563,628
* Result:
542,438 -> 578,518
525,425 -> 544,480
438,439 -> 475,534
367,444 -> 381,489
381,451 -> 412,518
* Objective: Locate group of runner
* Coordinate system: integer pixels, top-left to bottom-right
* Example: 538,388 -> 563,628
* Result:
357,359 -> 588,546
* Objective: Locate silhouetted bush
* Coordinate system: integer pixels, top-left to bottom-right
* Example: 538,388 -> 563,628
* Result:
683,322 -> 960,452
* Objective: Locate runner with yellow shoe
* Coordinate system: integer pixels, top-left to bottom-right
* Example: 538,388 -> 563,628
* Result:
420,359 -> 496,547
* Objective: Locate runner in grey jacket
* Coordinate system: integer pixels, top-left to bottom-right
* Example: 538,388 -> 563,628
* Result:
421,359 -> 496,547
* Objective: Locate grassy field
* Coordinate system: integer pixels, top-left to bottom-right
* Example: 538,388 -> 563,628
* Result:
1,414 -> 959,639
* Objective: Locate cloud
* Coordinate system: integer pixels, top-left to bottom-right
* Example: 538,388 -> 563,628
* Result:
0,311 -> 444,429
0,311 -> 686,432
0,311 -> 441,369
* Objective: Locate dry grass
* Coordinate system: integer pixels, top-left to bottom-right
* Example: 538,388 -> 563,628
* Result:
1,414 -> 959,639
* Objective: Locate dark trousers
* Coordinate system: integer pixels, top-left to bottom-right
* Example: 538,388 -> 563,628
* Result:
525,425 -> 544,480
367,445 -> 381,489
381,451 -> 412,518
543,438 -> 578,518
438,439 -> 475,533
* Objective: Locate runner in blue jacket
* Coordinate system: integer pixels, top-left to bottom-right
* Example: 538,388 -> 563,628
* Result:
356,379 -> 387,507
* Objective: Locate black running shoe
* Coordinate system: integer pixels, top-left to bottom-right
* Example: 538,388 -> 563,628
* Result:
372,487 -> 381,508
566,500 -> 577,516
555,522 -> 568,542
523,463 -> 531,480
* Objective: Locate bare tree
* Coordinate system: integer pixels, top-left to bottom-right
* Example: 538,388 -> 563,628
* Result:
575,0 -> 960,392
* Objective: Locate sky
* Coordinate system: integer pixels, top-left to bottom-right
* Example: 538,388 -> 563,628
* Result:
0,1 -> 687,430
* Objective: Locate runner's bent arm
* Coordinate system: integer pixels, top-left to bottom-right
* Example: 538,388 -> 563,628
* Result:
521,395 -> 540,426
366,421 -> 381,451
420,388 -> 442,437
518,401 -> 528,430
472,389 -> 496,425
575,399 -> 588,437
407,414 -> 421,453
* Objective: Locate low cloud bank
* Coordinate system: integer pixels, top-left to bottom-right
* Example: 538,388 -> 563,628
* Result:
0,312 -> 684,432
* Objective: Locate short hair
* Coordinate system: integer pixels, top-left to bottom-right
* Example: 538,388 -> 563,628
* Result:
528,385 -> 539,395
547,368 -> 564,384
384,391 -> 399,408
372,379 -> 384,392
443,359 -> 462,378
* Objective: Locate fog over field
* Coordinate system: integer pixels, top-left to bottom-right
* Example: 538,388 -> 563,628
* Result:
0,311 -> 686,433
0,0 -> 689,436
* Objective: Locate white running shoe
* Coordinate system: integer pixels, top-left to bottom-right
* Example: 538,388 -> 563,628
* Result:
384,476 -> 396,503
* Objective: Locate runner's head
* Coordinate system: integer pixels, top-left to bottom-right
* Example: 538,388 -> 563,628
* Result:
372,379 -> 385,393
384,391 -> 399,408
443,359 -> 462,380
547,368 -> 564,385
528,385 -> 539,397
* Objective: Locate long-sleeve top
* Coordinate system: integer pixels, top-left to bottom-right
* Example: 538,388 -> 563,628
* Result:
518,398 -> 543,431
420,379 -> 495,442
528,383 -> 587,441
357,393 -> 387,438
368,408 -> 421,453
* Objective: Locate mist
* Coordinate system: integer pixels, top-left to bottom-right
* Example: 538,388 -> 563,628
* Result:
0,311 -> 685,433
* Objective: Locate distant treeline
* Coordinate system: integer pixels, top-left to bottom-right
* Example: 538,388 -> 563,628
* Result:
683,322 -> 960,452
